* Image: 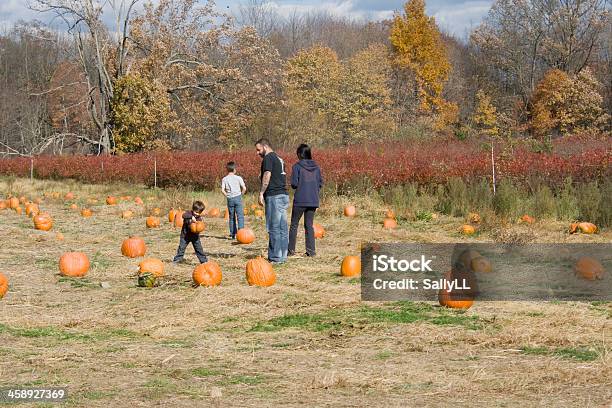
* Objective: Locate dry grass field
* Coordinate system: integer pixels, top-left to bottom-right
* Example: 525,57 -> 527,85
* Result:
0,178 -> 610,407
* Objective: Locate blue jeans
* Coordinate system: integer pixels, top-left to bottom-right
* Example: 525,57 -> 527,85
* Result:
227,195 -> 244,237
265,194 -> 289,262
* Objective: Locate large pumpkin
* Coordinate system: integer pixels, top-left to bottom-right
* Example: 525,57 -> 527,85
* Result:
208,208 -> 221,218
33,213 -> 53,231
121,236 -> 147,258
343,205 -> 356,217
313,223 -> 325,238
438,289 -> 474,309
139,258 -> 165,277
569,222 -> 598,234
106,196 -> 117,205
383,218 -> 397,229
59,252 -> 90,277
81,208 -> 93,217
146,216 -> 161,228
461,225 -> 476,235
189,221 -> 205,234
341,256 -> 361,277
0,272 -> 8,298
69,203 -> 79,211
237,228 -> 255,244
574,257 -> 605,281
245,257 -> 276,287
193,261 -> 222,287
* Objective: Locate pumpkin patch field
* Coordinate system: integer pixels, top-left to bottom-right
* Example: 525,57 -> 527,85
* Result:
0,177 -> 610,407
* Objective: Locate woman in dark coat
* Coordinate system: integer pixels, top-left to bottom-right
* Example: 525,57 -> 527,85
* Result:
288,144 -> 323,257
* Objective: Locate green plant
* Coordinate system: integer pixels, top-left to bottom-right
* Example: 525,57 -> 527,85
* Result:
577,181 -> 601,222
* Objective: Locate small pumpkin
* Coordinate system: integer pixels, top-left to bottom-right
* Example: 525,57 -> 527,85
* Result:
0,272 -> 8,299
168,208 -> 178,223
146,216 -> 161,228
121,236 -> 147,258
569,222 -> 597,234
134,197 -> 144,205
33,213 -> 53,231
122,210 -> 134,219
461,225 -> 476,235
81,208 -> 93,217
520,214 -> 535,224
236,228 -> 255,244
174,211 -> 185,228
138,272 -> 158,288
341,256 -> 361,277
69,203 -> 79,211
189,221 -> 205,234
65,192 -> 75,200
139,258 -> 165,277
106,196 -> 117,205
343,205 -> 356,217
59,252 -> 90,277
8,197 -> 19,209
313,223 -> 325,238
574,257 -> 605,281
208,208 -> 221,218
193,261 -> 222,287
383,218 -> 397,229
245,257 -> 276,287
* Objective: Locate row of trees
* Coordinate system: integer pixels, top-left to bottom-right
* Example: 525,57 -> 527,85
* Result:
0,0 -> 609,156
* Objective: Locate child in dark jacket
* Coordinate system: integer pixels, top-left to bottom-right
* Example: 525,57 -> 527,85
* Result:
173,200 -> 208,264
288,144 -> 323,257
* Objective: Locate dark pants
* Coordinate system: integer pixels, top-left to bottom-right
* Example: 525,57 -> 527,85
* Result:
288,206 -> 317,256
173,235 -> 208,263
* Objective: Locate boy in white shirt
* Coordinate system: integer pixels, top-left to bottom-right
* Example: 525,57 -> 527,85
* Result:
221,161 -> 247,240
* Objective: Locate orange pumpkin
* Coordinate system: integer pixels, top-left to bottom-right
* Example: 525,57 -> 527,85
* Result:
139,258 -> 165,277
69,203 -> 79,211
236,228 -> 255,244
122,210 -> 134,219
59,252 -> 90,277
33,213 -> 53,231
14,206 -> 23,215
520,214 -> 535,224
134,197 -> 144,205
341,256 -> 361,277
25,203 -> 39,216
81,208 -> 93,217
65,192 -> 75,200
574,257 -> 605,281
383,218 -> 397,229
343,205 -> 356,217
146,216 -> 161,228
245,257 -> 276,287
168,208 -> 178,223
461,225 -> 476,235
106,196 -> 117,205
189,221 -> 205,234
174,211 -> 185,228
438,289 -> 474,309
0,272 -> 8,299
121,236 -> 147,258
208,208 -> 221,218
569,222 -> 598,234
313,223 -> 325,238
193,261 -> 222,287
0,200 -> 6,210
8,197 -> 19,209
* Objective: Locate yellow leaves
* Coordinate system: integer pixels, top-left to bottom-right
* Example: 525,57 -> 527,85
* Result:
530,68 -> 608,137
390,0 -> 450,113
473,90 -> 499,136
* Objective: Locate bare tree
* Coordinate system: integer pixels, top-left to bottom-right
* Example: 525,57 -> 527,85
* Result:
30,0 -> 140,154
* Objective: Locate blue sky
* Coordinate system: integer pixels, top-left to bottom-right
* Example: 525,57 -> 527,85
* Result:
1,0 -> 493,38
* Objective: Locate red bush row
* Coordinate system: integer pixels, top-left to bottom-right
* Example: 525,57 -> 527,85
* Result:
0,139 -> 609,190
